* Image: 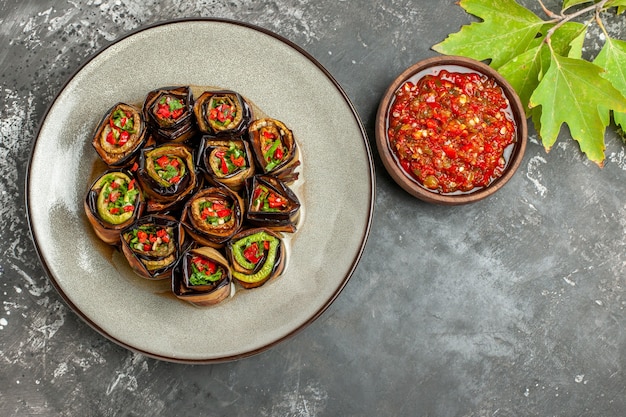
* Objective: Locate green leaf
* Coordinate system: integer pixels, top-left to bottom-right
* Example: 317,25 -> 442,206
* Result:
562,0 -> 594,10
567,24 -> 588,59
497,22 -> 587,114
432,0 -> 544,68
606,0 -> 626,14
529,51 -> 626,165
498,46 -> 543,116
564,0 -> 626,8
434,1 -> 626,165
593,36 -> 626,130
541,22 -> 588,81
607,0 -> 626,9
548,22 -> 588,57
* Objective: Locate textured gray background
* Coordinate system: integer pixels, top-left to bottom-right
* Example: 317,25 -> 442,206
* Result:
2,1 -> 625,416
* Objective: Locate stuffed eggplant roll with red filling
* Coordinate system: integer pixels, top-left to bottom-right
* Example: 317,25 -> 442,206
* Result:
245,175 -> 300,233
197,137 -> 255,191
137,143 -> 197,212
193,90 -> 252,137
172,246 -> 232,306
226,228 -> 285,289
143,86 -> 196,143
180,186 -> 244,248
248,118 -> 300,183
84,170 -> 144,245
120,215 -> 179,280
92,103 -> 147,168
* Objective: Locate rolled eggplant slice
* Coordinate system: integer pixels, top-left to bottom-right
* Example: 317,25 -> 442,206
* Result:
193,90 -> 253,137
84,170 -> 145,245
172,246 -> 232,306
226,228 -> 285,289
143,86 -> 196,143
92,103 -> 147,167
248,118 -> 300,183
245,175 -> 300,232
180,186 -> 245,248
137,143 -> 198,209
197,136 -> 255,191
120,215 -> 179,280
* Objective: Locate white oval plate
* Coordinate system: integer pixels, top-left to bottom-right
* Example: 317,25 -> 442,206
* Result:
26,19 -> 375,363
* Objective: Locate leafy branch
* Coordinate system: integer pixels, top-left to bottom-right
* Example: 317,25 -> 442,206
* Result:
433,0 -> 626,166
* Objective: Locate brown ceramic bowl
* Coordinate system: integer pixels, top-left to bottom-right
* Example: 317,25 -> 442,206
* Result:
375,55 -> 527,205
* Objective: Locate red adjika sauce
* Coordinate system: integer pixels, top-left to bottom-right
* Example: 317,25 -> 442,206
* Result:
387,69 -> 516,194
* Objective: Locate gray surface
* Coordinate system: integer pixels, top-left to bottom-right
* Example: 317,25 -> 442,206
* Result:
1,0 -> 625,416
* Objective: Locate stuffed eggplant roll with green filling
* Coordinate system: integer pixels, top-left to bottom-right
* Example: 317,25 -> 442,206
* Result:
193,90 -> 252,137
180,186 -> 245,248
92,103 -> 147,167
245,175 -> 300,233
143,86 -> 196,143
84,170 -> 144,245
248,118 -> 300,183
137,143 -> 197,212
172,246 -> 232,306
121,215 -> 179,280
197,137 -> 255,191
226,228 -> 285,289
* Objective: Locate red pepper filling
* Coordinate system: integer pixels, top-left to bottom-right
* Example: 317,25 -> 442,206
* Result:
128,225 -> 171,253
199,200 -> 233,226
252,185 -> 287,212
153,154 -> 184,184
188,255 -> 223,285
100,175 -> 138,216
387,69 -> 516,193
105,108 -> 135,147
209,101 -> 236,126
155,95 -> 185,122
213,142 -> 247,175
260,130 -> 285,171
243,240 -> 270,264
192,256 -> 216,274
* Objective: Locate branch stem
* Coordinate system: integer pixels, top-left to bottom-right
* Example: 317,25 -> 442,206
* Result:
537,0 -> 563,19
595,6 -> 609,38
543,0 -> 610,45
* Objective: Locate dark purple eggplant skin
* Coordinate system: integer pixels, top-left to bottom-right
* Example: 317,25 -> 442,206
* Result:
193,90 -> 253,137
196,135 -> 255,191
179,185 -> 245,248
171,245 -> 232,306
143,86 -> 197,144
247,118 -> 300,183
225,227 -> 286,289
136,143 -> 198,206
92,102 -> 148,168
84,169 -> 146,245
120,214 -> 180,280
244,174 -> 301,230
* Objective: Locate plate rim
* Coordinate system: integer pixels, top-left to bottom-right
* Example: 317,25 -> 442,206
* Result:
25,17 -> 376,363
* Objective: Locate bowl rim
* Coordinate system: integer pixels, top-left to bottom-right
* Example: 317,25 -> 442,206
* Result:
375,55 -> 528,205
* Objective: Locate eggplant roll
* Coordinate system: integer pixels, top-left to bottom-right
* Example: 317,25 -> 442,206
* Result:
137,143 -> 198,210
248,118 -> 300,183
172,246 -> 232,306
120,215 -> 179,280
245,175 -> 300,232
180,186 -> 245,248
226,228 -> 285,289
193,90 -> 252,137
197,136 -> 255,191
143,86 -> 196,143
84,170 -> 145,245
92,103 -> 147,167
